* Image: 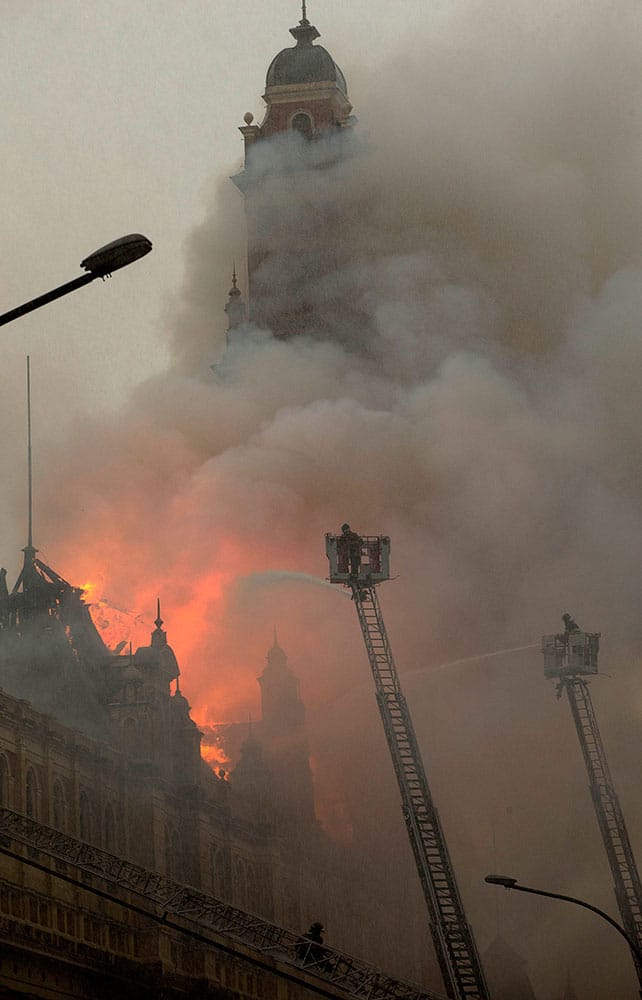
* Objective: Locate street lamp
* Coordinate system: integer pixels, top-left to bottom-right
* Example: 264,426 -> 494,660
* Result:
0,234 -> 152,328
485,874 -> 642,996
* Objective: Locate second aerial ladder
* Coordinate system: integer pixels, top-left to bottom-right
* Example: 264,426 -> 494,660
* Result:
542,619 -> 642,990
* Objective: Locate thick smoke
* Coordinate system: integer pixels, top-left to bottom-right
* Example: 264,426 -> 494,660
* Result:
24,1 -> 642,996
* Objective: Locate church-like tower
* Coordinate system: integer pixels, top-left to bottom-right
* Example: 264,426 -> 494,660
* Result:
258,634 -> 316,829
230,4 -> 355,339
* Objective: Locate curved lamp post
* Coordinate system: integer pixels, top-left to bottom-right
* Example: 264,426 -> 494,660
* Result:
485,874 -> 642,996
0,234 -> 152,328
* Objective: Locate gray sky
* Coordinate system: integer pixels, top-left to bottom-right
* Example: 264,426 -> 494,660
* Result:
2,2 -> 426,398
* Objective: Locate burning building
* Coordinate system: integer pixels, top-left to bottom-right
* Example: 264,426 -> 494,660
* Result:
0,520 -> 430,993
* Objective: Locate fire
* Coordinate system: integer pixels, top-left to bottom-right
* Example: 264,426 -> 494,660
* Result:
200,726 -> 232,774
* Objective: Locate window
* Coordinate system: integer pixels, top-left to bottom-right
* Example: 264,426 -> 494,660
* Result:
79,792 -> 92,843
165,824 -> 182,879
0,756 -> 10,808
104,803 -> 116,852
25,768 -> 38,820
233,857 -> 248,909
211,845 -> 231,898
52,780 -> 66,832
291,112 -> 313,138
246,863 -> 257,910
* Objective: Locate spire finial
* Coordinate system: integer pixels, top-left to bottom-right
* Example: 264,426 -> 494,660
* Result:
152,597 -> 168,646
225,263 -> 246,340
227,262 -> 242,299
301,0 -> 308,24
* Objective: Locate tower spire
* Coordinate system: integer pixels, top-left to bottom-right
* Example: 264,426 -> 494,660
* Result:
27,356 -> 33,550
301,0 -> 308,25
152,597 -> 167,647
224,261 -> 246,340
19,355 -> 39,596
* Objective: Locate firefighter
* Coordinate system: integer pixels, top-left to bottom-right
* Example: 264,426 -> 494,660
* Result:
341,523 -> 362,577
296,922 -> 326,965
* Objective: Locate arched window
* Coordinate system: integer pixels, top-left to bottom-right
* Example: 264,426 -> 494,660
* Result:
211,845 -> 231,898
246,863 -> 257,911
52,780 -> 66,832
233,857 -> 248,909
104,804 -> 116,852
291,112 -> 313,139
165,825 -> 183,880
25,767 -> 38,820
122,716 -> 138,755
0,756 -> 10,808
211,846 -> 223,896
79,791 -> 92,843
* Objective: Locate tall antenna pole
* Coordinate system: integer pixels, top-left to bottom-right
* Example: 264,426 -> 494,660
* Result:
26,356 -> 33,550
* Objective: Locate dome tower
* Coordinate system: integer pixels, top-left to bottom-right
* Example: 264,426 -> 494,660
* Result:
230,4 -> 355,339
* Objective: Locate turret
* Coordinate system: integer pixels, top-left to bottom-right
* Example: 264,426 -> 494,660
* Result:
109,602 -> 201,783
231,4 -> 355,338
258,633 -> 316,828
259,632 -> 306,734
224,264 -> 247,342
233,724 -> 273,825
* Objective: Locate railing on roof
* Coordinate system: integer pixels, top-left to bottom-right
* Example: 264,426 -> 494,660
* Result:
0,807 -> 446,1000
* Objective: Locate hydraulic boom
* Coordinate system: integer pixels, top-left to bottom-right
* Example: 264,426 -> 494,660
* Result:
326,528 -> 490,1000
542,620 -> 642,990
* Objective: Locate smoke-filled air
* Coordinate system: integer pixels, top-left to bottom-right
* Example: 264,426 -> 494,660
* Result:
11,1 -> 642,997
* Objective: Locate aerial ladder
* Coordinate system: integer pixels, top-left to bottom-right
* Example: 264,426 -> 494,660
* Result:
0,805 -> 447,1000
325,528 -> 490,1000
542,617 -> 642,990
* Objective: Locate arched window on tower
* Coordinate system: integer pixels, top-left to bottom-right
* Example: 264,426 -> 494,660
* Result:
211,845 -> 231,898
52,780 -> 66,832
233,857 -> 248,909
25,767 -> 38,820
246,862 -> 258,911
291,112 -> 313,139
165,825 -> 183,880
104,803 -> 116,852
79,791 -> 92,843
0,756 -> 10,808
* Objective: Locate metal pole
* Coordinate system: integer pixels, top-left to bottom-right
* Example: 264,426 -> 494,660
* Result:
26,356 -> 32,549
0,273 -> 96,327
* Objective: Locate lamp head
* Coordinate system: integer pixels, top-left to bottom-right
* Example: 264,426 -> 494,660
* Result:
81,234 -> 152,277
485,874 -> 518,888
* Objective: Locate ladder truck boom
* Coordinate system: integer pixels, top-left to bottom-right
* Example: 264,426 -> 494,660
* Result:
326,528 -> 490,1000
542,620 -> 642,989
